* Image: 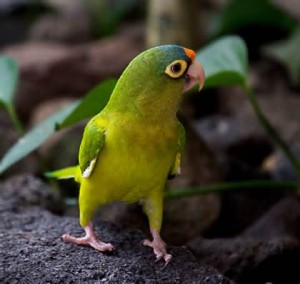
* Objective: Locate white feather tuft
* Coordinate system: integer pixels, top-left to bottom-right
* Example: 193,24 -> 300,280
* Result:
82,158 -> 97,178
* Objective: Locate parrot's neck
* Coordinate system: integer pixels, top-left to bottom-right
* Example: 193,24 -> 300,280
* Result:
105,80 -> 182,124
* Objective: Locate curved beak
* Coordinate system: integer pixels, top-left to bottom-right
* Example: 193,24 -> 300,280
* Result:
183,59 -> 206,93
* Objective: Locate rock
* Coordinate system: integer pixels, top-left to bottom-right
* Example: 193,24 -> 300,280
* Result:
256,94 -> 300,147
193,113 -> 273,181
30,0 -> 92,43
242,195 -> 300,240
2,30 -> 144,121
204,186 -> 289,238
0,178 -> 229,283
219,86 -> 300,151
262,145 -> 300,181
193,114 -> 271,162
0,174 -> 64,214
188,236 -> 300,283
188,195 -> 300,283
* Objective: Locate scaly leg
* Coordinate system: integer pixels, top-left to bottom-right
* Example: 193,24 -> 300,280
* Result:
142,188 -> 172,264
62,222 -> 114,252
143,229 -> 172,264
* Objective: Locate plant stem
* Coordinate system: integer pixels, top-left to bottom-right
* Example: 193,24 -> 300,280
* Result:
244,83 -> 300,180
165,180 -> 299,199
7,105 -> 24,135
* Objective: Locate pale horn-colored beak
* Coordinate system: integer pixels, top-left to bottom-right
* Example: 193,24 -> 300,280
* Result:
183,59 -> 206,93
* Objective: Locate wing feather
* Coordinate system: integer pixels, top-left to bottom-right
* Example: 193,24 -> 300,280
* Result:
79,117 -> 106,178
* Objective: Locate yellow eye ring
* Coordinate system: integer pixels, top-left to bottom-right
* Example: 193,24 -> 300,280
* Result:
164,60 -> 187,78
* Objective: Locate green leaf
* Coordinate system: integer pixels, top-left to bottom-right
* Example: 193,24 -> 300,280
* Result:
263,26 -> 300,86
0,78 -> 116,174
0,56 -> 24,134
0,56 -> 18,107
0,102 -> 79,174
216,0 -> 296,35
59,78 -> 116,129
197,36 -> 248,89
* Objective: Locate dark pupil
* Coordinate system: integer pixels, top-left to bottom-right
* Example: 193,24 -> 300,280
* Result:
171,63 -> 181,73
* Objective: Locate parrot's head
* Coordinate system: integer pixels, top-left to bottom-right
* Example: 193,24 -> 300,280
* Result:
109,45 -> 205,117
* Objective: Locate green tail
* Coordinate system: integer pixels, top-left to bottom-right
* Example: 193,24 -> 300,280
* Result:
45,165 -> 81,182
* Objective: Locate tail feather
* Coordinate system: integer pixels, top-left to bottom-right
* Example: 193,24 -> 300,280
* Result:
45,166 -> 81,183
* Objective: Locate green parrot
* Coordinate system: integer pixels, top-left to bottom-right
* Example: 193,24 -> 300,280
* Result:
47,45 -> 205,263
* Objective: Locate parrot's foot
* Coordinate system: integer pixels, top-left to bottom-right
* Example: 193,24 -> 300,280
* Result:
143,229 -> 172,265
62,223 -> 114,252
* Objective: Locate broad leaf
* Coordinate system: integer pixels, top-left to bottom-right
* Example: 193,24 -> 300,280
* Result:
197,36 -> 248,89
0,79 -> 116,174
216,0 -> 296,35
0,56 -> 18,108
0,102 -> 79,174
59,78 -> 116,128
263,26 -> 300,86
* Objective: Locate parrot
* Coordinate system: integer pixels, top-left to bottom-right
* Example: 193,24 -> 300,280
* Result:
46,45 -> 205,264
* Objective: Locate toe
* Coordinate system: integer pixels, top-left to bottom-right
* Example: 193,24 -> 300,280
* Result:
90,241 -> 115,252
62,234 -> 77,243
142,239 -> 152,247
164,253 -> 172,264
101,243 -> 114,252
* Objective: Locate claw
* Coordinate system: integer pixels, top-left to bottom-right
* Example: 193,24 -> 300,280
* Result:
143,229 -> 172,265
62,223 -> 114,252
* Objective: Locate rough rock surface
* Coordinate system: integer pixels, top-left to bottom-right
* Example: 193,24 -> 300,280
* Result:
188,236 -> 300,283
0,175 -> 64,214
0,175 -> 228,283
188,196 -> 300,283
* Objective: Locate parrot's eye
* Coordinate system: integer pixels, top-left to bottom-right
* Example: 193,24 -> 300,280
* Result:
165,60 -> 187,79
171,63 -> 182,73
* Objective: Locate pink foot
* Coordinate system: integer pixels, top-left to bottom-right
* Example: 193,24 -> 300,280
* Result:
62,223 -> 114,252
143,229 -> 172,265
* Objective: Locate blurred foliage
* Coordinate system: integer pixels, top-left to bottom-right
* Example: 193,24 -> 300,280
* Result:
264,26 -> 300,86
215,0 -> 297,36
83,0 -> 142,37
208,0 -> 299,62
0,56 -> 23,134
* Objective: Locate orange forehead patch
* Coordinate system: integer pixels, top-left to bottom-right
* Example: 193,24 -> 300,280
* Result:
183,47 -> 196,61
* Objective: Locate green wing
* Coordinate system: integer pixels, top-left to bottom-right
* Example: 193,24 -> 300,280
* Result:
79,117 -> 106,178
169,122 -> 186,178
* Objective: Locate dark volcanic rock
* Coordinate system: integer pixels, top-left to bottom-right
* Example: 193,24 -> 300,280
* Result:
0,175 -> 64,214
0,175 -> 228,283
188,195 -> 300,283
262,146 -> 300,182
188,236 -> 300,284
243,196 -> 300,240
